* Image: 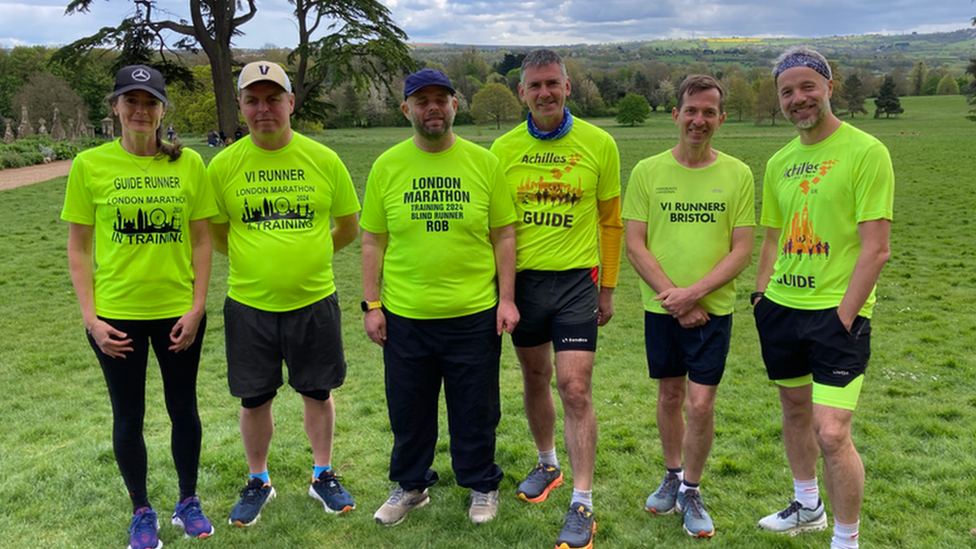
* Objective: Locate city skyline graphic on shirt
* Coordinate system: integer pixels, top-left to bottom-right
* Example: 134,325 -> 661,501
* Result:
516,152 -> 586,208
241,197 -> 315,224
114,207 -> 181,235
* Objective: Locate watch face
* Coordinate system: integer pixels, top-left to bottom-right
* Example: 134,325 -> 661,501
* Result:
360,300 -> 369,312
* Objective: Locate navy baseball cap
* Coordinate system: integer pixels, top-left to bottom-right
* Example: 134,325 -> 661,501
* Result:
404,69 -> 455,99
114,65 -> 167,102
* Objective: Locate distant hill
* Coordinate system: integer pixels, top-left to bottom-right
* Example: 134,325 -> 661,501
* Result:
410,28 -> 976,73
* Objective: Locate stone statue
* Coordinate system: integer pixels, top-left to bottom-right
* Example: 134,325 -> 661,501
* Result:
17,105 -> 34,139
50,107 -> 66,141
67,118 -> 77,139
3,118 -> 14,144
38,118 -> 47,135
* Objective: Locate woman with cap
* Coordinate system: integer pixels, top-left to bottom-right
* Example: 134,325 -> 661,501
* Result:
62,64 -> 218,549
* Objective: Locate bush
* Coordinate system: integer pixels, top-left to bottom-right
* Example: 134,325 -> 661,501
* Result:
0,134 -> 103,170
1,152 -> 26,169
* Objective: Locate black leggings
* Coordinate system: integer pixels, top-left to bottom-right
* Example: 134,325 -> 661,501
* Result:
88,315 -> 206,511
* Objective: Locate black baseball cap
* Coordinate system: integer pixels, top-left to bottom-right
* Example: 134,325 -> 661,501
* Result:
404,69 -> 455,99
114,65 -> 167,102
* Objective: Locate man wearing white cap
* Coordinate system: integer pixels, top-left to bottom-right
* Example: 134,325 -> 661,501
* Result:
208,61 -> 362,526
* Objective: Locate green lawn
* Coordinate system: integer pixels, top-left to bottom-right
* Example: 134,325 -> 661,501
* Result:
1,96 -> 974,548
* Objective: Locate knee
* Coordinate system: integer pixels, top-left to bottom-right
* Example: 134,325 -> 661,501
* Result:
657,381 -> 685,410
685,397 -> 715,422
814,422 -> 852,456
557,379 -> 592,412
522,369 -> 553,392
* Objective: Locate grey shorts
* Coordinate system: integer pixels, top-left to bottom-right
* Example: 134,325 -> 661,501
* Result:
224,293 -> 346,398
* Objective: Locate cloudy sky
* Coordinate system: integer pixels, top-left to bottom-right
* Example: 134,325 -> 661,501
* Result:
0,0 -> 973,49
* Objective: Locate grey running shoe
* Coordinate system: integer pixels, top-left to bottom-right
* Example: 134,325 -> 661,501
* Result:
468,489 -> 499,524
517,463 -> 563,503
758,498 -> 828,535
645,472 -> 680,515
676,489 -> 715,538
373,487 -> 429,526
229,477 -> 276,527
555,502 -> 596,549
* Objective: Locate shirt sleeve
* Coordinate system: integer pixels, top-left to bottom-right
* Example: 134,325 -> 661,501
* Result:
733,162 -> 757,228
61,155 -> 94,224
189,154 -> 220,221
207,160 -> 231,224
596,134 -> 622,201
853,142 -> 894,223
329,157 -> 362,218
359,161 -> 389,234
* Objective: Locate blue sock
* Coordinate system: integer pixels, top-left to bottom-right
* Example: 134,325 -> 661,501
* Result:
251,471 -> 270,484
313,465 -> 332,479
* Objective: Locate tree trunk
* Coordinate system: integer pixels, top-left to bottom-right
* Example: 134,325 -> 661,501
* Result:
207,46 -> 241,136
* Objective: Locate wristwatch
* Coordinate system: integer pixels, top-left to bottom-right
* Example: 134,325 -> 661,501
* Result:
361,300 -> 382,312
750,292 -> 764,305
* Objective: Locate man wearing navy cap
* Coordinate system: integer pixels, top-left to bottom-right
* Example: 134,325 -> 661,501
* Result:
362,68 -> 518,526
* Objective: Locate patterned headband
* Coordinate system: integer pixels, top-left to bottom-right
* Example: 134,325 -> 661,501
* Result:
774,53 -> 831,82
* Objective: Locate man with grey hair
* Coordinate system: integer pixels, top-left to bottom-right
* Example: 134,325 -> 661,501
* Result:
753,46 -> 893,549
491,48 -> 622,549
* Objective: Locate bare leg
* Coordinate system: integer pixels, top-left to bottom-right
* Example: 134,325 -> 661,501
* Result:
516,344 -> 557,453
554,350 -> 597,492
302,394 -> 335,468
655,377 -> 686,471
240,399 -> 274,475
682,381 -> 718,484
778,384 -> 819,481
814,404 -> 862,524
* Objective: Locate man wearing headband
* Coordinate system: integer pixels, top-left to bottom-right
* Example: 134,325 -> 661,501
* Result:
208,61 -> 361,526
753,46 -> 893,549
362,69 -> 517,526
490,48 -> 622,549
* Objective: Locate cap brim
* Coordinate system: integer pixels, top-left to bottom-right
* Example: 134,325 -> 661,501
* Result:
115,84 -> 167,103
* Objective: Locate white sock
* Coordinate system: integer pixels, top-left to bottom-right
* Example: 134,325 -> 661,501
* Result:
538,448 -> 559,468
793,477 -> 819,510
571,489 -> 593,509
667,467 -> 684,483
832,520 -> 859,549
679,480 -> 699,495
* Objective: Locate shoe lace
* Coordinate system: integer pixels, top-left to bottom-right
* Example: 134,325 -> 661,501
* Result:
562,505 -> 592,534
238,479 -> 266,505
176,498 -> 205,523
661,474 -> 680,496
777,499 -> 804,520
128,508 -> 157,535
387,487 -> 407,505
319,474 -> 346,496
528,463 -> 554,481
471,491 -> 491,506
683,491 -> 706,519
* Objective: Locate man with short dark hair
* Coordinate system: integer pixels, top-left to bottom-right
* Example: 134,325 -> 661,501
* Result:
362,69 -> 518,527
624,74 -> 754,538
754,46 -> 893,549
208,61 -> 361,527
491,48 -> 622,549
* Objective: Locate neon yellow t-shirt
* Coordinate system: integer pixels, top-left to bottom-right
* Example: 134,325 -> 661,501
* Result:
761,123 -> 894,318
208,133 -> 361,312
490,118 -> 620,271
623,150 -> 755,316
61,140 -> 218,319
360,137 -> 517,320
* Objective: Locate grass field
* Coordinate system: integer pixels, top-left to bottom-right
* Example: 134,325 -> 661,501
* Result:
1,96 -> 975,549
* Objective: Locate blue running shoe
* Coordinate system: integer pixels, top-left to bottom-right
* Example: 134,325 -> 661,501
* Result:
309,470 -> 355,514
128,507 -> 162,549
172,496 -> 214,538
555,502 -> 596,549
645,472 -> 680,515
229,477 -> 276,527
676,489 -> 715,538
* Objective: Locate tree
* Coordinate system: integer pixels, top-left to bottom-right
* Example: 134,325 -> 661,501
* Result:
61,0 -> 413,135
165,64 -> 220,133
874,75 -> 903,118
842,73 -> 868,118
725,76 -> 753,122
10,72 -> 88,134
752,77 -> 780,126
921,74 -> 941,96
572,79 -> 605,117
965,57 -> 976,122
615,93 -> 650,126
470,83 -> 521,129
909,60 -> 928,96
936,73 -> 959,95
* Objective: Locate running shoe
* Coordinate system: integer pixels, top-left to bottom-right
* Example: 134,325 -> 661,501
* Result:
758,498 -> 828,535
555,502 -> 596,549
309,470 -> 355,514
469,489 -> 499,524
517,463 -> 563,503
172,496 -> 214,538
128,507 -> 162,549
229,477 -> 276,527
373,487 -> 429,526
645,472 -> 680,515
676,489 -> 714,537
